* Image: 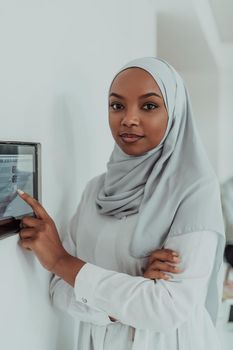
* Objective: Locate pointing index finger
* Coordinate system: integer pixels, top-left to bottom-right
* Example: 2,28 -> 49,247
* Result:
17,189 -> 50,220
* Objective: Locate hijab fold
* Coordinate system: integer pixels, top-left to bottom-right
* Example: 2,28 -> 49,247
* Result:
95,57 -> 225,325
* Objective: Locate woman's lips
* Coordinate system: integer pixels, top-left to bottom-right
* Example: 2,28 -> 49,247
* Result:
120,135 -> 144,143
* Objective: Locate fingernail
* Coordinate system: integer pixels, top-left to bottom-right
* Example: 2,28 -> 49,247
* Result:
17,189 -> 24,195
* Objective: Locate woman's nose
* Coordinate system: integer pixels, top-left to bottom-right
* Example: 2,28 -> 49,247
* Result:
121,110 -> 140,126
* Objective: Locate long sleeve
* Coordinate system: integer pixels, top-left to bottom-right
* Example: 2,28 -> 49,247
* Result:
73,230 -> 218,332
49,187 -> 116,326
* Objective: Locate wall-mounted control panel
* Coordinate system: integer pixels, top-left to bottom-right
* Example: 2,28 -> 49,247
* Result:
0,141 -> 41,239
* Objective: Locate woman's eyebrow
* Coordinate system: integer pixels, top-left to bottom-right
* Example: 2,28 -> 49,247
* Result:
109,92 -> 162,99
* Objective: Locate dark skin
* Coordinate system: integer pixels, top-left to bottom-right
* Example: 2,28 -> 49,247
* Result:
18,67 -> 181,322
108,67 -> 168,156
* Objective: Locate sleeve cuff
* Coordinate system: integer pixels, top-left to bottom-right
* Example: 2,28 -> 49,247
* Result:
74,262 -> 120,323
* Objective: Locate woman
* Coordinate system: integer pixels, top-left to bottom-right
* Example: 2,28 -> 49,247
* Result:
17,57 -> 225,349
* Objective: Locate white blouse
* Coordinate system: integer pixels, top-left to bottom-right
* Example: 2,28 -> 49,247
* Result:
49,174 -> 222,350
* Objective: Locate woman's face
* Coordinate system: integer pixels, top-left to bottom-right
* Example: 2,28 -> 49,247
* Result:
108,67 -> 168,156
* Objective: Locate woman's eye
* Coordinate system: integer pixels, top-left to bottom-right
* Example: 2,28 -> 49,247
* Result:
109,102 -> 158,111
143,103 -> 158,110
109,103 -> 123,110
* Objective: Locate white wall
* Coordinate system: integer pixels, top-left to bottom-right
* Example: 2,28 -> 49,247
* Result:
0,1 -> 157,349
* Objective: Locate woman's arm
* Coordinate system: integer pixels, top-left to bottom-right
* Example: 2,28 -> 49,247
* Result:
51,232 -> 181,324
17,187 -> 118,326
49,239 -> 118,325
65,230 -> 218,332
17,189 -> 218,331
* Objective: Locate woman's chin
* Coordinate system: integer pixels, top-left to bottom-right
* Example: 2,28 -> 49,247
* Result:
116,141 -> 149,157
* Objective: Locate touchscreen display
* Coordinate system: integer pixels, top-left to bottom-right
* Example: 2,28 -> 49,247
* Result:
0,142 -> 41,238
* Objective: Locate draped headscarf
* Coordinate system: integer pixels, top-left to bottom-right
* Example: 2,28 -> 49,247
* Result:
95,57 -> 225,325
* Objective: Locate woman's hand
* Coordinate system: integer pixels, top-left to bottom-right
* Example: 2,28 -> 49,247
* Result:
143,248 -> 182,280
17,189 -> 70,272
109,249 -> 182,323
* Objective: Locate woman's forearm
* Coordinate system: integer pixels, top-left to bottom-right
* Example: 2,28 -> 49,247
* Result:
52,255 -> 118,322
52,254 -> 86,287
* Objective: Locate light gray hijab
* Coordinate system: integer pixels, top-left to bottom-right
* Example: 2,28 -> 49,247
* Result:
95,57 -> 225,325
